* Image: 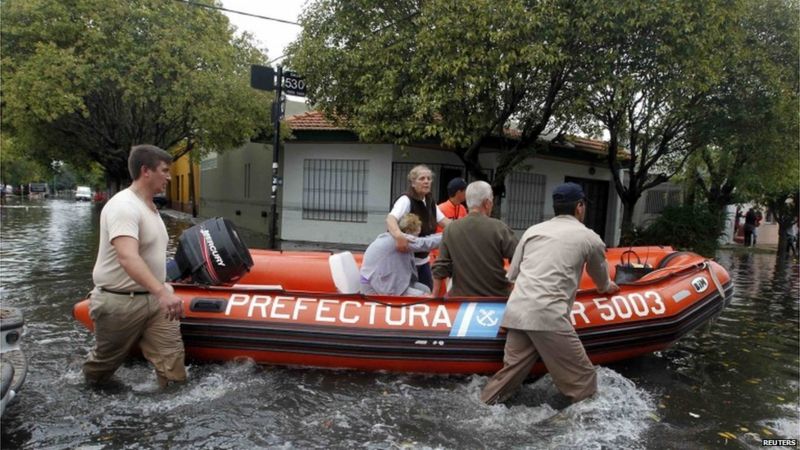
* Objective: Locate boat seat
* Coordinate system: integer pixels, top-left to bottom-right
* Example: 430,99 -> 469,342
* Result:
329,251 -> 361,294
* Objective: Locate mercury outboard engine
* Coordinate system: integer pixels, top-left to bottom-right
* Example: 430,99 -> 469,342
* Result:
166,217 -> 253,285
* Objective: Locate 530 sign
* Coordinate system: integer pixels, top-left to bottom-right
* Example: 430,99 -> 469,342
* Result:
283,71 -> 306,97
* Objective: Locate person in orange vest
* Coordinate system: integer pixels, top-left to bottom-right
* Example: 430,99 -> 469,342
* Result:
430,177 -> 468,281
436,177 -> 468,233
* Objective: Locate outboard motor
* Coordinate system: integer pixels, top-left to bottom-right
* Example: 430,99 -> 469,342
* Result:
166,217 -> 253,285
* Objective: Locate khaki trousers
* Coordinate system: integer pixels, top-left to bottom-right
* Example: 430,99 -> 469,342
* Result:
83,289 -> 186,385
480,328 -> 597,405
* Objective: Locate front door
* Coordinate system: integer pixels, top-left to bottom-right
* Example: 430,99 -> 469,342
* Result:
565,176 -> 609,241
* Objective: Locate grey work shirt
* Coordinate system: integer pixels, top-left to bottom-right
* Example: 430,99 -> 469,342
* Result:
502,215 -> 612,331
360,232 -> 441,295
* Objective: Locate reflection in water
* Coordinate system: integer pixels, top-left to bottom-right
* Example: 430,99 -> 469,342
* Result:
1,199 -> 798,448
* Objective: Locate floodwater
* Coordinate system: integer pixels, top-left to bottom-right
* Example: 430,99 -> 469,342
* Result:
1,199 -> 797,449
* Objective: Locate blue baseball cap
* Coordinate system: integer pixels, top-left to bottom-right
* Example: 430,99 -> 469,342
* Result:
446,177 -> 467,197
552,182 -> 586,203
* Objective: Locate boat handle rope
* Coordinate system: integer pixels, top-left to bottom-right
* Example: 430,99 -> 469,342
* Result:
704,261 -> 727,301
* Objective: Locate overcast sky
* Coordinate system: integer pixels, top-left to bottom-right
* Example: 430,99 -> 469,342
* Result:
221,0 -> 307,65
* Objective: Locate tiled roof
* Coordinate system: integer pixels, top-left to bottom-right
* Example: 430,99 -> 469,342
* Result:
287,111 -> 619,156
558,136 -> 608,155
286,110 -> 349,130
563,136 -> 630,159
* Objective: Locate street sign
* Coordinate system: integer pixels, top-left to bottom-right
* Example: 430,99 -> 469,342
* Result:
250,65 -> 275,91
283,71 -> 306,97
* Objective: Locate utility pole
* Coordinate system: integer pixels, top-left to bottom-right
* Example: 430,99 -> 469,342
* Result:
250,64 -> 304,250
269,66 -> 283,250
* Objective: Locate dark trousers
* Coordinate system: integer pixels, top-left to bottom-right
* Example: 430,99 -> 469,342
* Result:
416,262 -> 433,290
744,225 -> 755,247
788,236 -> 798,256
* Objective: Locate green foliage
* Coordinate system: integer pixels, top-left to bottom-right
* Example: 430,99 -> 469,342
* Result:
1,0 -> 272,184
685,0 -> 799,210
287,0 -> 603,207
288,0 -> 749,227
583,0 -> 734,235
0,133 -> 48,186
636,205 -> 727,257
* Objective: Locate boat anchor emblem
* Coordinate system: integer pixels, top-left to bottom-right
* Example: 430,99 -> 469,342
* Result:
476,309 -> 499,327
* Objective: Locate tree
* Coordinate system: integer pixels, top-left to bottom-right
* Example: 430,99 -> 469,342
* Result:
0,133 -> 48,188
686,0 -> 798,210
678,0 -> 799,257
1,0 -> 272,188
287,0 -> 603,212
583,0 -> 732,241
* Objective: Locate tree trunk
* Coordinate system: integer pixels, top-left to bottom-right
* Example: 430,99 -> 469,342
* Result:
620,200 -> 637,245
490,175 -> 508,219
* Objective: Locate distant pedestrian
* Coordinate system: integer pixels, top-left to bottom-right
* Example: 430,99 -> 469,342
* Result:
83,144 -> 186,388
787,219 -> 798,257
744,208 -> 757,247
753,210 -> 763,246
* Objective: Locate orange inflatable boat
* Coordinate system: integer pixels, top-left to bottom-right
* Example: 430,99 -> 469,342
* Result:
73,219 -> 732,375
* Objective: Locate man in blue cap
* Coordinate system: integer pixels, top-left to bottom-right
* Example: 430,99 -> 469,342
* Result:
437,177 -> 468,228
480,182 -> 619,405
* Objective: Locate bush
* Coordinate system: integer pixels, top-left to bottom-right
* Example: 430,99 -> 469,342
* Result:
634,205 -> 726,257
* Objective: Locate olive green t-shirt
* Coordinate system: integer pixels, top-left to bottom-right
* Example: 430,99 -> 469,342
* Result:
432,212 -> 518,297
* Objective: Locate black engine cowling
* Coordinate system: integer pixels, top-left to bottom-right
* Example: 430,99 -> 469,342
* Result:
166,217 -> 253,285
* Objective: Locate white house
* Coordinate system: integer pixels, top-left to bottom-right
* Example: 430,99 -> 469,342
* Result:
272,111 -> 624,246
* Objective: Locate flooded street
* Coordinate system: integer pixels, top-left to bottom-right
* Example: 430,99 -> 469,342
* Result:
1,199 -> 797,449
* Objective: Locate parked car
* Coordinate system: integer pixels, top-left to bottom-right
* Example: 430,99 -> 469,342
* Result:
1,307 -> 27,417
75,186 -> 92,201
153,193 -> 168,209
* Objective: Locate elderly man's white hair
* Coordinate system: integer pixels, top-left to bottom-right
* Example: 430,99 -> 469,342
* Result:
466,181 -> 493,209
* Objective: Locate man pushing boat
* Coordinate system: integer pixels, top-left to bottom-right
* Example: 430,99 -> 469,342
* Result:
480,182 -> 619,405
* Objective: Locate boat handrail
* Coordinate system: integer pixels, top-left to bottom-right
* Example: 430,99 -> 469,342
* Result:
601,260 -> 721,291
170,260 -> 723,303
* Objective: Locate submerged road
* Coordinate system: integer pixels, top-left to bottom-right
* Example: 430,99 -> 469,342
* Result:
1,198 -> 797,448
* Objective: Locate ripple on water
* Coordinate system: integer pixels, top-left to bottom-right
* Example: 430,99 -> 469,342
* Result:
472,367 -> 655,449
2,202 -> 798,449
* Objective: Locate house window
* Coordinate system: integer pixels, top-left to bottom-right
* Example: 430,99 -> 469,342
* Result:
244,163 -> 251,199
506,172 -> 547,230
645,190 -> 681,214
303,159 -> 368,222
200,157 -> 217,171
